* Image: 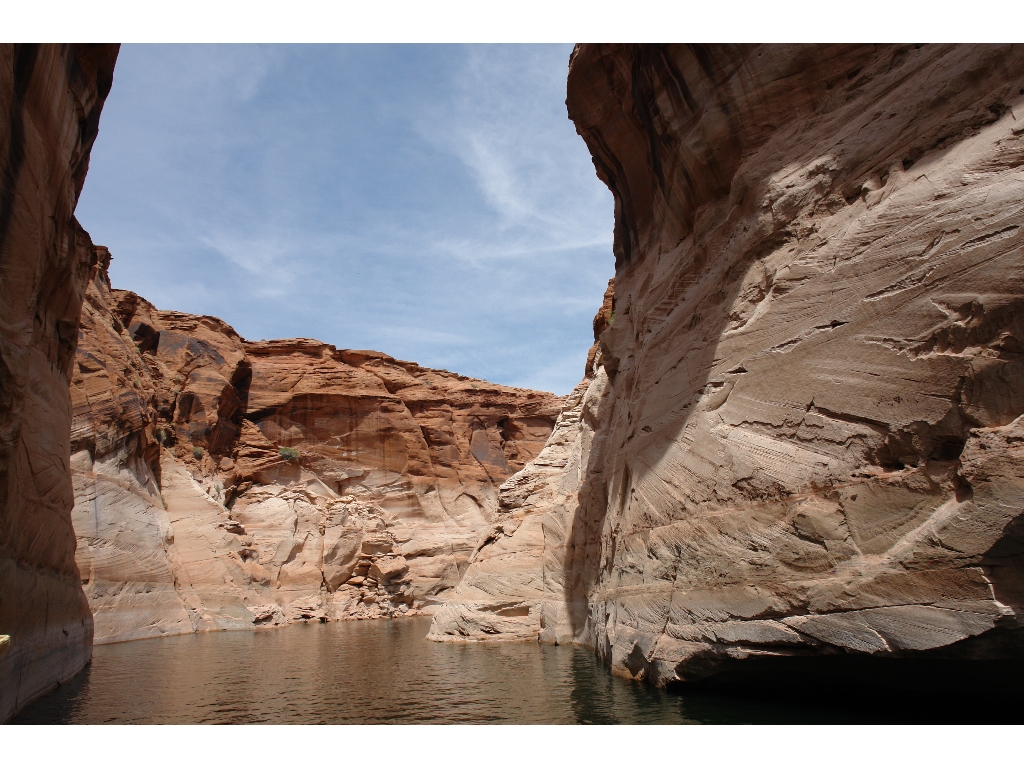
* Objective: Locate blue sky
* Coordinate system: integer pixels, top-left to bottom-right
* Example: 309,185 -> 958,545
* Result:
76,44 -> 614,396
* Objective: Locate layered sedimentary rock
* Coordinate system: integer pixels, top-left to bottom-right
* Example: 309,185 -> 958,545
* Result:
70,255 -> 561,643
429,378 -> 591,642
432,43 -> 1024,683
429,283 -> 617,644
0,43 -> 119,721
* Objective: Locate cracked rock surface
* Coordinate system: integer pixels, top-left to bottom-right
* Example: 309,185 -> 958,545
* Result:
431,44 -> 1024,685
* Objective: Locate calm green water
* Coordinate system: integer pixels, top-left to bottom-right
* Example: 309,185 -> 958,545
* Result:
8,617 -> 922,724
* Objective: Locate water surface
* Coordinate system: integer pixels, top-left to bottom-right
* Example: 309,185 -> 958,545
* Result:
10,617 -> 975,724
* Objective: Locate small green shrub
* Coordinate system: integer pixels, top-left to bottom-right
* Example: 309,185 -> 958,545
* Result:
279,446 -> 300,462
608,311 -> 615,328
192,446 -> 205,460
155,427 -> 171,446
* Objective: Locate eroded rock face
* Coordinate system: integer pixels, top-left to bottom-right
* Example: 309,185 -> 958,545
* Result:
0,43 -> 119,722
70,255 -> 562,643
431,44 -> 1024,683
428,378 -> 592,642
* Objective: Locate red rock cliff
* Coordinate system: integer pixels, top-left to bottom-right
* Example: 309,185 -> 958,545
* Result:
70,255 -> 562,642
0,43 -> 119,722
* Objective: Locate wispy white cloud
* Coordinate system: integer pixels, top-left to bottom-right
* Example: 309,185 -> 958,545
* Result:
416,45 -> 610,255
199,224 -> 319,285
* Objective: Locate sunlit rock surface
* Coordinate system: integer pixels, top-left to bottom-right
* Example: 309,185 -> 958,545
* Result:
428,378 -> 591,642
70,255 -> 562,643
431,43 -> 1024,684
0,43 -> 119,721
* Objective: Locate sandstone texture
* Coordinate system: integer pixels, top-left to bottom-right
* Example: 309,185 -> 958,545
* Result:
70,255 -> 561,643
431,44 -> 1024,684
0,44 -> 119,721
429,378 -> 591,642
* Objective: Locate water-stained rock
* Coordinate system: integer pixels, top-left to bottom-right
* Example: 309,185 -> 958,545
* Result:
0,43 -> 119,722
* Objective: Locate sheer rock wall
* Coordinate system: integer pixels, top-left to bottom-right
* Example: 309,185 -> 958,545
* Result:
431,43 -> 1024,684
0,43 -> 118,722
70,255 -> 562,643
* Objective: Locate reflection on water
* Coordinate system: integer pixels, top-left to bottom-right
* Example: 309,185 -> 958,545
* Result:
13,617 -> 876,724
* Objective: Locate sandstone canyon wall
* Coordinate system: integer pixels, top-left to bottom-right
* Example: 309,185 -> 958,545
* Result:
429,285 -> 615,643
0,43 -> 119,721
431,43 -> 1024,686
70,253 -> 561,644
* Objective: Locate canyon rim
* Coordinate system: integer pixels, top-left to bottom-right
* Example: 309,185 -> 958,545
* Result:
3,42 -> 1024,723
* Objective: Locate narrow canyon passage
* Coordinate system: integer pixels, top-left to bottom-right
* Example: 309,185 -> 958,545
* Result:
4,43 -> 1024,724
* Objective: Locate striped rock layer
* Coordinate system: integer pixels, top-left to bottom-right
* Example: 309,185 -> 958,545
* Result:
0,44 -> 119,722
70,254 -> 561,644
431,44 -> 1024,687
